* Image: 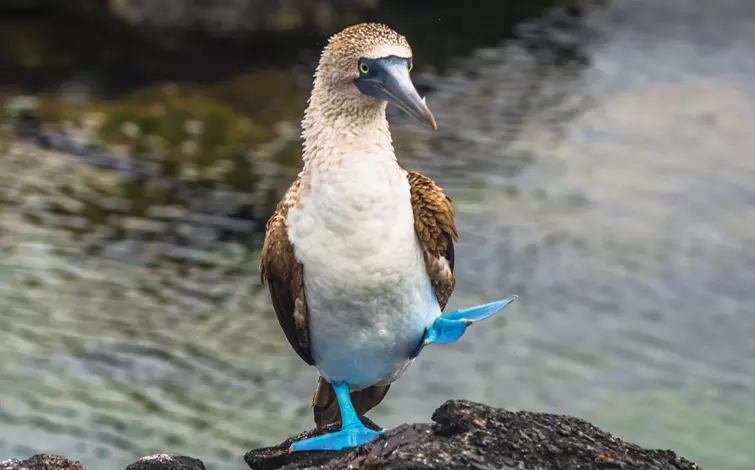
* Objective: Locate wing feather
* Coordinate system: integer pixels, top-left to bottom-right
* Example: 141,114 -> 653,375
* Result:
407,171 -> 458,310
260,176 -> 314,365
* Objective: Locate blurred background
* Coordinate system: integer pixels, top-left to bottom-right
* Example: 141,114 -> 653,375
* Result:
0,0 -> 754,469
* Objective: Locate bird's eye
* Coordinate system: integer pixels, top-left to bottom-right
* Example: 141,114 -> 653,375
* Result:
408,61 -> 413,72
359,62 -> 369,74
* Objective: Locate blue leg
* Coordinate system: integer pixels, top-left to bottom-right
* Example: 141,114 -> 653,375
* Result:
290,381 -> 382,452
411,295 -> 518,358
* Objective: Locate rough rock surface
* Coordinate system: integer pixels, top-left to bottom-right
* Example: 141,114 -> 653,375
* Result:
245,400 -> 701,470
0,402 -> 700,470
124,454 -> 206,470
0,455 -> 86,470
0,454 -> 204,470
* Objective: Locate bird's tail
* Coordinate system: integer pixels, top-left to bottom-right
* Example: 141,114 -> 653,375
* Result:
312,376 -> 391,428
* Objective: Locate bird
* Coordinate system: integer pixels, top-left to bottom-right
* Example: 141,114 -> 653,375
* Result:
260,22 -> 517,452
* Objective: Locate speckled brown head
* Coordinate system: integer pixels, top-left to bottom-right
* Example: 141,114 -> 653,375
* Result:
309,23 -> 436,130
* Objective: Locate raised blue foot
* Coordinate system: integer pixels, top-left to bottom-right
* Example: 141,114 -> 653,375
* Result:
411,295 -> 518,358
290,381 -> 382,452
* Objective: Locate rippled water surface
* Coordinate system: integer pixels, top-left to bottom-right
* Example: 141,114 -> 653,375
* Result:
2,1 -> 754,469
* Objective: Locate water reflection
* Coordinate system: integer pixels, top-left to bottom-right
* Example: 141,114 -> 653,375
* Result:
1,1 -> 754,469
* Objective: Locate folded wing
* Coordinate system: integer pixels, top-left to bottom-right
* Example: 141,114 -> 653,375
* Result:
260,177 -> 314,366
407,171 -> 458,310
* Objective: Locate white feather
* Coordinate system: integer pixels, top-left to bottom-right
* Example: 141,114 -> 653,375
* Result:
286,154 -> 441,390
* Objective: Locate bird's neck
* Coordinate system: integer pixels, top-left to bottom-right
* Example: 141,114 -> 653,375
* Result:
301,85 -> 396,173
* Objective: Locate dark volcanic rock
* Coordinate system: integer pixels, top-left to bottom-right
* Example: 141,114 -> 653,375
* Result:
124,454 -> 206,470
245,416 -> 385,470
245,400 -> 701,470
0,402 -> 700,470
0,453 -> 206,470
0,454 -> 86,470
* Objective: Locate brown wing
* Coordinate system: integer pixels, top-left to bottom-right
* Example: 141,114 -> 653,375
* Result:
407,171 -> 458,310
260,176 -> 314,365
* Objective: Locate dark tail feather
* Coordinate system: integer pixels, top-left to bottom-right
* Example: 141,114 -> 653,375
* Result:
312,376 -> 391,428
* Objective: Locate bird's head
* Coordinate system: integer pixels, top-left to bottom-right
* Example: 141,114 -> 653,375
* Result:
312,23 -> 437,130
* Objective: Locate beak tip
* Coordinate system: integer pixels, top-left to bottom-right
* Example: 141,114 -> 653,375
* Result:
427,111 -> 438,131
423,96 -> 437,130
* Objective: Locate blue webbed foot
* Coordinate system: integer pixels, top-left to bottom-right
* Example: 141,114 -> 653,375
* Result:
289,381 -> 383,452
290,423 -> 381,452
411,295 -> 517,358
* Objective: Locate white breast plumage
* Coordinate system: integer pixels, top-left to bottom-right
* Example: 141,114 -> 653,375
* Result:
286,156 -> 441,390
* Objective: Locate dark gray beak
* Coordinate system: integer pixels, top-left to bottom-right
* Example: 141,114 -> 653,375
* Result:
355,57 -> 437,130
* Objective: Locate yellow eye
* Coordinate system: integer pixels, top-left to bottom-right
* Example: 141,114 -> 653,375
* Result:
408,61 -> 413,72
359,63 -> 369,74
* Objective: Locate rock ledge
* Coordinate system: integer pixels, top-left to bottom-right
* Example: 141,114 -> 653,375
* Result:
245,400 -> 701,470
0,400 -> 701,470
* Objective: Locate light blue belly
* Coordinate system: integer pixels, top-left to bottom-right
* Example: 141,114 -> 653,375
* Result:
307,276 -> 441,390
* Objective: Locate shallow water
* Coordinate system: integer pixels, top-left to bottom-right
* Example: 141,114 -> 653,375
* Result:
2,0 -> 755,469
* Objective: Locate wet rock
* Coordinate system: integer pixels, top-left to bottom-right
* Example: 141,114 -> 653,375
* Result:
244,416 -> 384,470
0,454 -> 206,470
244,400 -> 701,470
124,454 -> 206,470
0,454 -> 86,470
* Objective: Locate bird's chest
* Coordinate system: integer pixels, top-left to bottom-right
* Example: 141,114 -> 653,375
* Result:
287,160 -> 422,286
285,161 -> 438,387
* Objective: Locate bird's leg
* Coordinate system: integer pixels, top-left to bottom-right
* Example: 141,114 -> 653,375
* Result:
411,295 -> 518,359
290,381 -> 382,452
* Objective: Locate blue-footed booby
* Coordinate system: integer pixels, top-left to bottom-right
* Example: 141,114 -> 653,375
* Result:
260,23 -> 517,452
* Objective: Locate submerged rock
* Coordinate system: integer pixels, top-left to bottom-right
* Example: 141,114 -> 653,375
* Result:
245,400 -> 701,470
